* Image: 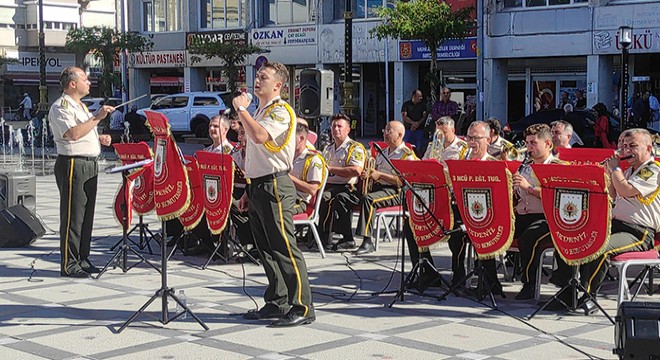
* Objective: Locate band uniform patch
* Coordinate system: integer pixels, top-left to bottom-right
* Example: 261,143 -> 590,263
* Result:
353,150 -> 364,162
270,112 -> 286,122
205,175 -> 220,203
463,189 -> 494,229
553,188 -> 589,231
638,167 -> 654,181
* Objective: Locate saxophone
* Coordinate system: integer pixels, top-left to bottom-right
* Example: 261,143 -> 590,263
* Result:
427,130 -> 445,160
362,157 -> 377,196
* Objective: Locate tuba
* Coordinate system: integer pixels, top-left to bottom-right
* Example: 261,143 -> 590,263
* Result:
362,157 -> 377,196
500,141 -> 527,161
427,130 -> 445,160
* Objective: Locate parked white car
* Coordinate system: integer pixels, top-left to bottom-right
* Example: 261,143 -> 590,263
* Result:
81,97 -> 122,114
137,92 -> 229,137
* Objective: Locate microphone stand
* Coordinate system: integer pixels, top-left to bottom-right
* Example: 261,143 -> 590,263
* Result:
370,145 -> 454,307
98,166 -> 160,279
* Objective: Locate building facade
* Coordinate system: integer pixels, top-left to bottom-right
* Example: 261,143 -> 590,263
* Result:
0,0 -> 120,112
126,0 -> 477,137
483,0 -> 660,124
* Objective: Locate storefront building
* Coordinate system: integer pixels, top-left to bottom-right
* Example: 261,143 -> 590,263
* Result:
483,0 -> 660,124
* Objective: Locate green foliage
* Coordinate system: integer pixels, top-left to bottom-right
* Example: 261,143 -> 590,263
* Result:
66,26 -> 153,98
0,55 -> 18,66
370,0 -> 475,99
188,41 -> 266,94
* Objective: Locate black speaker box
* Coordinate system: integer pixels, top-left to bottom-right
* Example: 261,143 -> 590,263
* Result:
614,301 -> 660,360
0,204 -> 45,247
299,69 -> 334,119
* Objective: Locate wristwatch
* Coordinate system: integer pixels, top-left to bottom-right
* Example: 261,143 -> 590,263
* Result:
238,106 -> 247,112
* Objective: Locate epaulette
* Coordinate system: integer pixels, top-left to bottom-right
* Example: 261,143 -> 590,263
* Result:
550,158 -> 570,165
61,98 -> 69,109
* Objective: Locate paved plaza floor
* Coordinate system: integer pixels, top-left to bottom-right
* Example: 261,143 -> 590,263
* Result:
0,159 -> 647,359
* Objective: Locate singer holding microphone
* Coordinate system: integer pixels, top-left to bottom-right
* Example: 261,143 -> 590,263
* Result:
49,66 -> 113,278
233,62 -> 315,327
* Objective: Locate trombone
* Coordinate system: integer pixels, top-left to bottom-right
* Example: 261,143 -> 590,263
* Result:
426,130 -> 445,160
362,157 -> 377,196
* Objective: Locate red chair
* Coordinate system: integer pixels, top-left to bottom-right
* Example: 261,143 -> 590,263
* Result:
293,170 -> 328,258
610,233 -> 660,305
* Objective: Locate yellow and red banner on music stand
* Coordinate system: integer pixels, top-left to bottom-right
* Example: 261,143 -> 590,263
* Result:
446,160 -> 515,260
113,142 -> 155,215
179,155 -> 205,231
195,151 -> 234,235
144,110 -> 191,221
391,159 -> 453,249
532,164 -> 611,265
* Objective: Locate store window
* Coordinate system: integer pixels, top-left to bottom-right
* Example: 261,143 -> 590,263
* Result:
261,0 -> 314,25
201,0 -> 246,29
142,0 -> 182,32
503,0 -> 586,9
333,0 -> 395,21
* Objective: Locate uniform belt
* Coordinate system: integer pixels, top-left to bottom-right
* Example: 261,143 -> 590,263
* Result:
248,170 -> 289,184
58,154 -> 98,161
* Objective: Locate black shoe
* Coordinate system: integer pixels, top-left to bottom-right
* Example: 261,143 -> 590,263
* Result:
515,283 -> 536,300
354,241 -> 375,255
81,260 -> 101,274
62,270 -> 91,278
243,304 -> 286,320
578,294 -> 598,315
548,275 -> 569,288
268,311 -> 315,327
332,240 -> 356,251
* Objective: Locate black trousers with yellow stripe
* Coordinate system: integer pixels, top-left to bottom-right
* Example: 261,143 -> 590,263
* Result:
355,185 -> 400,238
515,213 -> 550,285
579,219 -> 654,294
54,155 -> 98,275
318,183 -> 360,244
248,174 -> 313,317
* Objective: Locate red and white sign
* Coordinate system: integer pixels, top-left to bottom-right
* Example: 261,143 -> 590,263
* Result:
128,51 -> 186,68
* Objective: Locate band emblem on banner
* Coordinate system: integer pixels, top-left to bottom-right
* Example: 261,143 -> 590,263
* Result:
464,189 -> 494,228
554,189 -> 589,231
196,151 -> 234,235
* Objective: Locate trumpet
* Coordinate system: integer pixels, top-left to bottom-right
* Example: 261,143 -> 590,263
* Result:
501,144 -> 527,161
427,130 -> 445,160
362,157 -> 377,196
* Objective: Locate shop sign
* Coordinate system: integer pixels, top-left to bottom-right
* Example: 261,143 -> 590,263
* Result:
593,28 -> 660,54
5,51 -> 75,73
128,50 -> 186,68
186,30 -> 248,48
251,26 -> 317,47
398,38 -> 477,61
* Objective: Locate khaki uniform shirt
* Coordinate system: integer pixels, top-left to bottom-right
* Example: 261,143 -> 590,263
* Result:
441,136 -> 469,161
613,158 -> 660,231
49,93 -> 100,157
244,96 -> 296,179
515,154 -> 559,215
375,143 -> 417,185
204,140 -> 233,154
292,148 -> 325,203
323,137 -> 366,185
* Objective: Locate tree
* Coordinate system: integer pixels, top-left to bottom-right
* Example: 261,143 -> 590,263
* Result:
188,40 -> 265,94
0,54 -> 18,66
66,26 -> 152,98
370,0 -> 475,101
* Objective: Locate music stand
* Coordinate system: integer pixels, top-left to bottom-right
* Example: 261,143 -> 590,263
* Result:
527,164 -> 615,324
203,223 -> 259,269
437,160 -> 517,309
125,215 -> 158,254
97,160 -> 160,279
382,158 -> 454,307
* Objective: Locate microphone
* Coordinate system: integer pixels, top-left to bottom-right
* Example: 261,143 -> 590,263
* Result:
224,92 -> 253,115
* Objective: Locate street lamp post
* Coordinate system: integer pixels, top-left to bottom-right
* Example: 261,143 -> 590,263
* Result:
340,0 -> 357,130
618,25 -> 632,132
37,0 -> 48,114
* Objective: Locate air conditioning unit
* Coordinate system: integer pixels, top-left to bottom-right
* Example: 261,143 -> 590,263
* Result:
0,172 -> 36,213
